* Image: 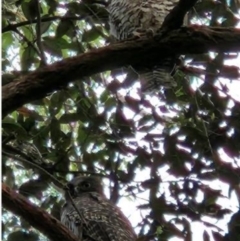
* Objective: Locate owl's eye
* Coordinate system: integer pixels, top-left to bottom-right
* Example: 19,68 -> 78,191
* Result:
81,182 -> 91,190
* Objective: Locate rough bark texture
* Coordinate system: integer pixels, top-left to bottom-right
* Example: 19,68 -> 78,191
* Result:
2,183 -> 78,241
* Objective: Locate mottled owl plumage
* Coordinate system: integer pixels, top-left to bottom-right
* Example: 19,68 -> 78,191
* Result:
108,0 -> 180,92
10,140 -> 43,165
61,176 -> 136,241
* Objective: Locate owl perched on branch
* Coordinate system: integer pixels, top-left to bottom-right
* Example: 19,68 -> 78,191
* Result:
108,0 -> 180,92
61,176 -> 136,241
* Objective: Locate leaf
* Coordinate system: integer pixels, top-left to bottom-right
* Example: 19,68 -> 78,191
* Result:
7,231 -> 39,241
38,15 -> 52,34
21,0 -> 39,21
2,32 -> 14,49
20,45 -> 36,71
42,37 -> 65,57
17,107 -> 44,121
56,19 -> 73,38
59,113 -> 81,123
2,118 -> 28,138
3,166 -> 15,188
202,231 -> 211,241
50,118 -> 61,144
19,179 -> 48,198
82,28 -> 101,42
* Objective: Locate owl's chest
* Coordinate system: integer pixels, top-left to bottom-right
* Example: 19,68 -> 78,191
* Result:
61,194 -> 136,241
63,195 -> 111,222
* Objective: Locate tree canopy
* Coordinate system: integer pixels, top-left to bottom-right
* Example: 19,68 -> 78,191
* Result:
2,0 -> 240,241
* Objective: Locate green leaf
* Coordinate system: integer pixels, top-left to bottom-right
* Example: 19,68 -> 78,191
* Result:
20,45 -> 36,71
21,0 -> 39,21
59,113 -> 81,123
56,20 -> 73,38
2,32 -> 14,49
82,28 -> 101,42
7,231 -> 39,241
2,118 -> 28,138
19,179 -> 48,198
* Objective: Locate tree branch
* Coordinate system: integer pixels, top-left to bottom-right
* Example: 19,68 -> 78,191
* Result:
2,183 -> 78,241
2,27 -> 240,117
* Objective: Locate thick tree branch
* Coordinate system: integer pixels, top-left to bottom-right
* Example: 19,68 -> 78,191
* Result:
2,183 -> 78,241
2,27 -> 240,117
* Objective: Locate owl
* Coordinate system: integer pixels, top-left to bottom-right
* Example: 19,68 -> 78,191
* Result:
10,140 -> 43,165
108,0 -> 180,92
60,176 -> 137,241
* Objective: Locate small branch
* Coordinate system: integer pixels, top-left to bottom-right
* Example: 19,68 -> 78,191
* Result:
2,27 -> 240,117
2,183 -> 78,241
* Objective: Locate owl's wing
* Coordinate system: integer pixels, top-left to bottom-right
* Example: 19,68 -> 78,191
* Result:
82,219 -> 113,241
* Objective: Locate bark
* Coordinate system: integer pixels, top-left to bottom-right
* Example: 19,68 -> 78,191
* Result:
2,183 -> 78,241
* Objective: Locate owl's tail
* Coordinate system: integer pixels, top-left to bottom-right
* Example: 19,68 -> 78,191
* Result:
136,57 -> 177,93
139,67 -> 177,93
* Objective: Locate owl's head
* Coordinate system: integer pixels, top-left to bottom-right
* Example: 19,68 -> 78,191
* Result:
66,176 -> 104,198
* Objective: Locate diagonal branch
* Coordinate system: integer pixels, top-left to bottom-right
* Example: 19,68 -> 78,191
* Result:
2,183 -> 79,241
2,27 -> 240,117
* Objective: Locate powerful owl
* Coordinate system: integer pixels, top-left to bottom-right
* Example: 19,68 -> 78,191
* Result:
108,0 -> 180,92
61,176 -> 136,241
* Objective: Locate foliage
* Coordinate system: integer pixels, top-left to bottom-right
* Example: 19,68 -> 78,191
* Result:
2,0 -> 240,241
